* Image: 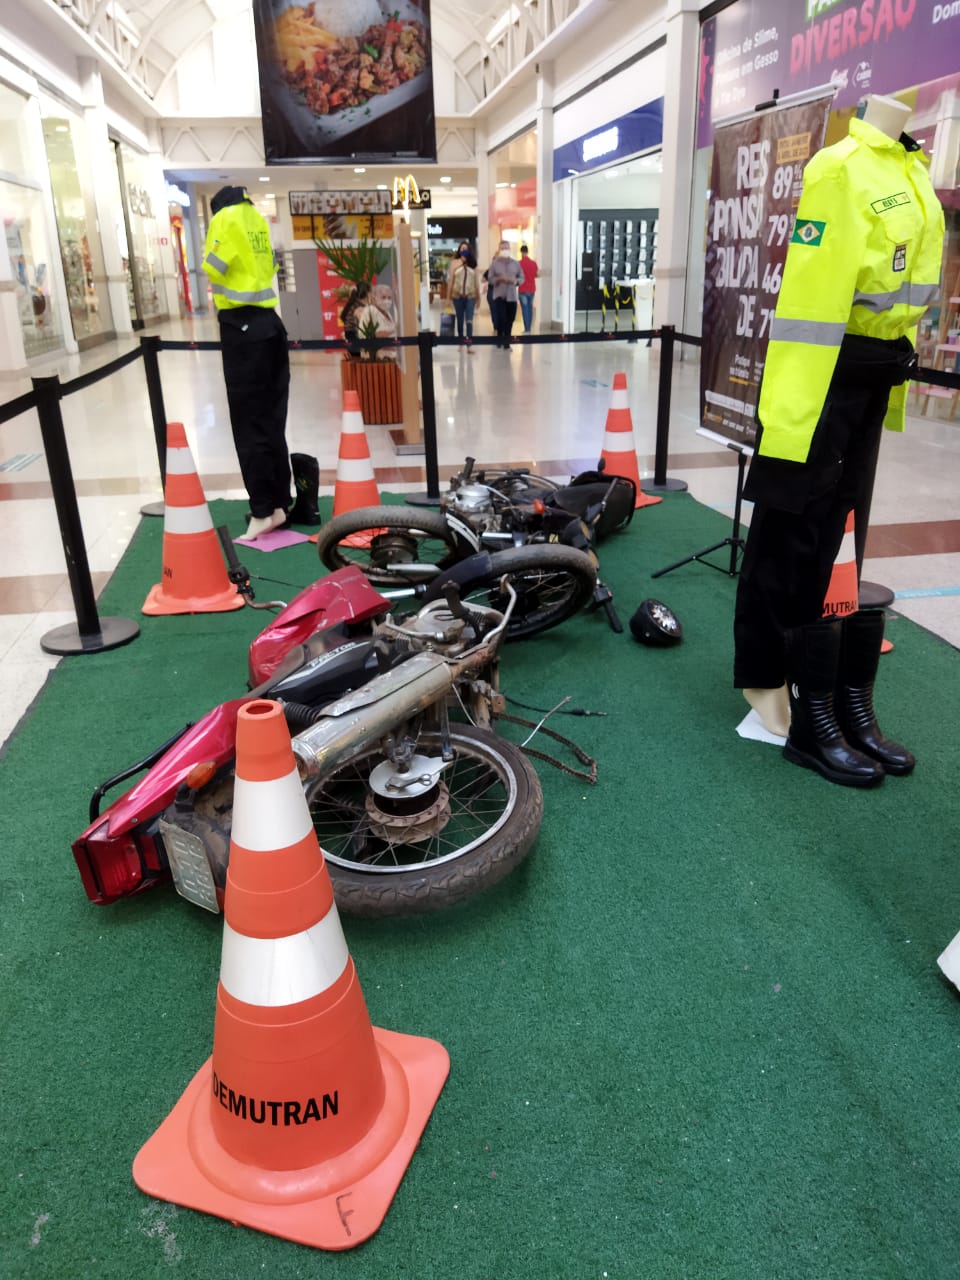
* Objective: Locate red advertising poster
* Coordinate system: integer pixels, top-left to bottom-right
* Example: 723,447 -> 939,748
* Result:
315,251 -> 349,341
253,0 -> 437,163
700,93 -> 833,449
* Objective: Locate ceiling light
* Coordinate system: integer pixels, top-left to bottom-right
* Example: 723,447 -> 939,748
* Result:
376,183 -> 388,190
440,175 -> 452,183
259,176 -> 270,182
496,182 -> 509,188
354,166 -> 366,174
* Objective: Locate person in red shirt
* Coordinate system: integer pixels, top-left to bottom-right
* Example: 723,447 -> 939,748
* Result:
518,244 -> 539,332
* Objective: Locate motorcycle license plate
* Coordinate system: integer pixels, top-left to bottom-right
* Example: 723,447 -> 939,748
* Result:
159,819 -> 220,914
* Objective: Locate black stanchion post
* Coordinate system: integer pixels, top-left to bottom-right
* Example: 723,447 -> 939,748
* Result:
406,330 -> 443,507
32,374 -> 140,656
646,325 -> 688,494
140,333 -> 167,517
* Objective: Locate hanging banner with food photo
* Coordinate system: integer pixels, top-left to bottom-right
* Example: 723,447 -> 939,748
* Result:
253,0 -> 437,163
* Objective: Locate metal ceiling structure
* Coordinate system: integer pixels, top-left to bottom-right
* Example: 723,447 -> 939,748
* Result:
41,0 -> 593,112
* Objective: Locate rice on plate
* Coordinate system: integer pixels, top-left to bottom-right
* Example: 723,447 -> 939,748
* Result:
310,0 -> 383,37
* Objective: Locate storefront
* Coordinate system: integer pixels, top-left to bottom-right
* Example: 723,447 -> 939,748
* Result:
0,79 -> 66,361
41,110 -> 115,349
112,138 -> 166,329
553,100 -> 665,333
688,0 -> 960,375
487,126 -> 538,265
427,215 -> 479,297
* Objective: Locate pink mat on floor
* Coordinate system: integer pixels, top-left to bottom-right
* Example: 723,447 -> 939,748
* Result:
234,528 -> 311,552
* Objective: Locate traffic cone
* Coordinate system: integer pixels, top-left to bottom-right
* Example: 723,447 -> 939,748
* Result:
600,373 -> 661,509
133,699 -> 449,1250
142,422 -> 244,616
822,510 -> 858,619
333,390 -> 380,518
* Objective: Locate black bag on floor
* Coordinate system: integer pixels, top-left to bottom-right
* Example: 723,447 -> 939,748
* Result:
546,462 -> 636,540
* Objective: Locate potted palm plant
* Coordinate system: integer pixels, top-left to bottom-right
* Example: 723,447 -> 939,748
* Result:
315,236 -> 403,425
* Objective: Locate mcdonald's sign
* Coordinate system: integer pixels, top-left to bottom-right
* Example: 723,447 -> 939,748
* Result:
392,175 -> 432,210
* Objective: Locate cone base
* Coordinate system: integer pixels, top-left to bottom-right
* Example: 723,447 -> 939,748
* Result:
133,1026 -> 449,1250
634,491 -> 663,508
142,583 -> 246,616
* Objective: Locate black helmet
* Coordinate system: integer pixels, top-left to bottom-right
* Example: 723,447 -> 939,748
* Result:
629,598 -> 682,646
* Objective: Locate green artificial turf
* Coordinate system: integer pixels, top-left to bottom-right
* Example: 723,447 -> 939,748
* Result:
2,493 -> 959,1279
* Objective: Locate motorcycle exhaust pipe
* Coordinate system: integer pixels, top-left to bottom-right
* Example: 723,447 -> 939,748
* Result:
290,651 -> 455,780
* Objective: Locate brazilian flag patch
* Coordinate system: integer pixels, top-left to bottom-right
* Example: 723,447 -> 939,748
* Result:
791,219 -> 826,246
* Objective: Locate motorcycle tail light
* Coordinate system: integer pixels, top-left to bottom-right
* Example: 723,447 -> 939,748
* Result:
185,760 -> 218,790
533,499 -> 545,514
72,821 -> 167,905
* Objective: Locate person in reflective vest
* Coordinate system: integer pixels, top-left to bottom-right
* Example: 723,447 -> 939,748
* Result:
202,186 -> 291,539
734,96 -> 944,787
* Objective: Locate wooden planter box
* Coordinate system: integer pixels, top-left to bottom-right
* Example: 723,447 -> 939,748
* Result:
340,356 -> 403,426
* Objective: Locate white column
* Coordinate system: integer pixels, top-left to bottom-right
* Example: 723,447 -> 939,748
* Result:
475,124 -> 493,267
535,61 -> 555,329
653,0 -> 701,332
78,59 -> 133,337
145,121 -> 180,320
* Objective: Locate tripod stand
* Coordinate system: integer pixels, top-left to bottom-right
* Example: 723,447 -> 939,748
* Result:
652,444 -> 748,579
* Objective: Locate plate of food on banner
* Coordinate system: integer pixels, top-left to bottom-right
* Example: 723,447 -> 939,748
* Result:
259,0 -> 433,154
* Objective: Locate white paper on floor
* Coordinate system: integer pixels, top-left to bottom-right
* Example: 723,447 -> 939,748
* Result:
736,708 -> 787,746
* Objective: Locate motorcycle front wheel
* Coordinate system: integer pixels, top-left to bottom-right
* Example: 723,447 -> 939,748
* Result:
314,505 -> 464,585
306,725 -> 543,917
448,544 -> 598,641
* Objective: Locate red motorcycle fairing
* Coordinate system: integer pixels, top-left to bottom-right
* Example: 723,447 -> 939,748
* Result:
73,566 -> 392,906
248,564 -> 389,687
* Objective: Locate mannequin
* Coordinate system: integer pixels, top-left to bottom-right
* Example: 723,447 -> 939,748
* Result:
741,96 -> 914,740
734,96 -> 944,784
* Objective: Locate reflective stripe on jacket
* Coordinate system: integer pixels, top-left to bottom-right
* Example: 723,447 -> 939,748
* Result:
758,118 -> 944,463
202,201 -> 278,312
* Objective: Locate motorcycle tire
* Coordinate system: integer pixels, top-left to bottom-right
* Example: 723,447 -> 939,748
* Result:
176,721 -> 545,921
449,543 -> 598,641
314,505 -> 464,585
307,724 -> 543,917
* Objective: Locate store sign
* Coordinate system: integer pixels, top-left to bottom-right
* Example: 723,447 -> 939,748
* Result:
697,0 -> 958,147
700,93 -> 832,448
288,189 -> 394,241
582,126 -> 620,164
392,175 -> 432,209
552,101 -> 664,180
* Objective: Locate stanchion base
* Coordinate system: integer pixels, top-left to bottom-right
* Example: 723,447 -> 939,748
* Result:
645,478 -> 688,494
41,617 -> 140,656
405,490 -> 444,507
860,580 -> 895,609
141,501 -> 164,518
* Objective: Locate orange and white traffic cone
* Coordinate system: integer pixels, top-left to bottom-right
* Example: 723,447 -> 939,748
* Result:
142,422 -> 244,615
133,699 -> 449,1250
333,390 -> 380,519
938,928 -> 960,990
822,510 -> 858,619
599,373 -> 661,508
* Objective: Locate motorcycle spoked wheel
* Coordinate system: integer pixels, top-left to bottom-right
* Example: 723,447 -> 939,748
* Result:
307,725 -> 543,917
314,505 -> 463,585
455,544 -> 598,641
174,726 -> 543,918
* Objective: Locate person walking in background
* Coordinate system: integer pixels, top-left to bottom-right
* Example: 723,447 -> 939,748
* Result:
486,240 -> 524,350
202,184 -> 291,540
340,280 -> 370,354
446,241 -> 480,350
518,244 -> 539,333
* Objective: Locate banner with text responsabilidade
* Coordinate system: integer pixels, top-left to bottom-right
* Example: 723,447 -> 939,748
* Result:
697,0 -> 958,149
700,94 -> 832,450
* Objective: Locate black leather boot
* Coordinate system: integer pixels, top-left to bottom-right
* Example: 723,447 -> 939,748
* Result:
783,619 -> 884,787
289,453 -> 322,526
837,609 -> 915,775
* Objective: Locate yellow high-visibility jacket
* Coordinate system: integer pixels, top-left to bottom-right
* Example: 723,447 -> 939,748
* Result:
202,200 -> 278,312
757,118 -> 943,463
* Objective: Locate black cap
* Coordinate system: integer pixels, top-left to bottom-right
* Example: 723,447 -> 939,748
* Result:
211,185 -> 251,215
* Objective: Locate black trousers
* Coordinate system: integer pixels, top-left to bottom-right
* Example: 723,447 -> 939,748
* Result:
218,307 -> 291,518
491,298 -> 517,345
733,376 -> 889,688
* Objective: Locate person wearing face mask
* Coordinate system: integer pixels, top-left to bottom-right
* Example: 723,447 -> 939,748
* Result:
446,241 -> 480,350
485,240 -> 524,350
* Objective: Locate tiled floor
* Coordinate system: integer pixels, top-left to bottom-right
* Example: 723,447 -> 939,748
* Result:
1,306 -> 958,747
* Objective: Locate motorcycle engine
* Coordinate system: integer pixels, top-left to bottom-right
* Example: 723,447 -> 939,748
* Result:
444,484 -> 500,531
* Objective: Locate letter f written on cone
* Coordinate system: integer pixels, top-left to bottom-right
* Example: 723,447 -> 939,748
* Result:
133,700 -> 449,1250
